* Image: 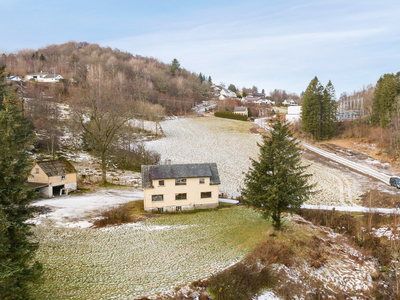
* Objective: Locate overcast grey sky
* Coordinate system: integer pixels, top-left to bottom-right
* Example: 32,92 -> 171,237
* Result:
1,0 -> 400,96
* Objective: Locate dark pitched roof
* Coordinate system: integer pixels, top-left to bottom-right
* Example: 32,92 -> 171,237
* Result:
37,160 -> 77,177
142,163 -> 220,189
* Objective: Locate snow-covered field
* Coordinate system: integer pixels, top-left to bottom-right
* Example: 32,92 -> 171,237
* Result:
145,117 -> 363,206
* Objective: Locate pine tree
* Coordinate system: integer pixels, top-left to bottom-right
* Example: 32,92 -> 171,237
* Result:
0,92 -> 42,299
208,76 -> 212,83
242,120 -> 314,230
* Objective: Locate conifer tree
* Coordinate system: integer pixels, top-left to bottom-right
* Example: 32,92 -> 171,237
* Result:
301,77 -> 337,140
371,72 -> 400,128
0,92 -> 42,299
242,120 -> 314,230
170,58 -> 180,76
321,80 -> 337,139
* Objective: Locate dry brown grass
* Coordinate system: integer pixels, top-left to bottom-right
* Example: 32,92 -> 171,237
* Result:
93,201 -> 149,227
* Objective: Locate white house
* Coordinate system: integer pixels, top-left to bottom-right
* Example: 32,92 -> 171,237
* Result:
283,99 -> 298,106
220,89 -> 236,98
233,106 -> 248,116
25,71 -> 64,83
285,106 -> 302,124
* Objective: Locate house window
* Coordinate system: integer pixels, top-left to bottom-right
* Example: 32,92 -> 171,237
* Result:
176,206 -> 182,212
152,195 -> 164,202
199,178 -> 205,184
157,207 -> 164,212
201,192 -> 212,198
61,175 -> 66,180
158,180 -> 165,186
175,179 -> 186,186
175,193 -> 187,200
35,168 -> 39,174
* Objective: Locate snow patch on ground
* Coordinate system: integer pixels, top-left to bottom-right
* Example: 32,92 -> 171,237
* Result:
31,189 -> 144,225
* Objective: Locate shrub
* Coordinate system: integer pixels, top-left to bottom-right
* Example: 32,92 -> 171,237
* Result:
214,111 -> 248,121
208,262 -> 273,300
93,203 -> 136,227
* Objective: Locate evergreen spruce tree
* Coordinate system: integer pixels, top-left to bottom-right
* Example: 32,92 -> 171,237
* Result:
0,65 -> 10,110
371,72 -> 400,128
170,58 -> 180,76
301,76 -> 323,139
321,80 -> 337,139
301,77 -> 337,140
242,120 -> 314,230
0,92 -> 42,299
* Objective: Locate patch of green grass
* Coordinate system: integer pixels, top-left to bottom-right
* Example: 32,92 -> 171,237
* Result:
192,116 -> 252,133
33,207 -> 272,299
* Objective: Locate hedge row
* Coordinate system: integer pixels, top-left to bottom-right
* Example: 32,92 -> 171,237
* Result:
214,111 -> 248,121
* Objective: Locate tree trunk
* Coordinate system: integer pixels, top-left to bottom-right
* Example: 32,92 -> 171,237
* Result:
101,152 -> 107,185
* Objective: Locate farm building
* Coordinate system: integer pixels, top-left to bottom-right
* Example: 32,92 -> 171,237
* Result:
27,160 -> 77,198
141,163 -> 221,212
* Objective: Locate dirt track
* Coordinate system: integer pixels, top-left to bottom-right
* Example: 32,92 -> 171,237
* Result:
303,144 -> 400,209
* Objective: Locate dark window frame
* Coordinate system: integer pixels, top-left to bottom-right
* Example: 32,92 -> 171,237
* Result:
152,194 -> 164,202
175,193 -> 187,200
175,178 -> 187,186
201,192 -> 212,199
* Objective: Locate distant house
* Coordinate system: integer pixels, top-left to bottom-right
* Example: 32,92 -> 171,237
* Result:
27,160 -> 77,198
282,99 -> 298,106
25,71 -> 64,83
285,105 -> 302,124
250,92 -> 265,99
141,163 -> 221,212
220,89 -> 236,98
233,106 -> 248,116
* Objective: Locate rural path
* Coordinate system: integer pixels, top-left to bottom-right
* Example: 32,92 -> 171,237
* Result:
301,142 -> 392,184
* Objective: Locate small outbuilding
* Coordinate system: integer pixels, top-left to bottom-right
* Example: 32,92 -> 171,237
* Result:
27,160 -> 77,198
233,106 -> 248,116
141,163 -> 221,212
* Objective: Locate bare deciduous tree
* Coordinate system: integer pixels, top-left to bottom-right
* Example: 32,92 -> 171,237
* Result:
71,65 -> 136,184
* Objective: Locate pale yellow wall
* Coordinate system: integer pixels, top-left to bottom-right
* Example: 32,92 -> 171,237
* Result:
143,177 -> 219,211
28,164 -> 48,184
48,173 -> 77,186
28,163 -> 77,186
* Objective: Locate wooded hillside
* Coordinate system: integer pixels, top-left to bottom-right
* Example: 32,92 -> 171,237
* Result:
0,41 -> 212,115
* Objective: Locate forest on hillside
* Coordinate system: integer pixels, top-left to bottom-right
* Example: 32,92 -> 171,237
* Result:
0,41 -> 212,115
